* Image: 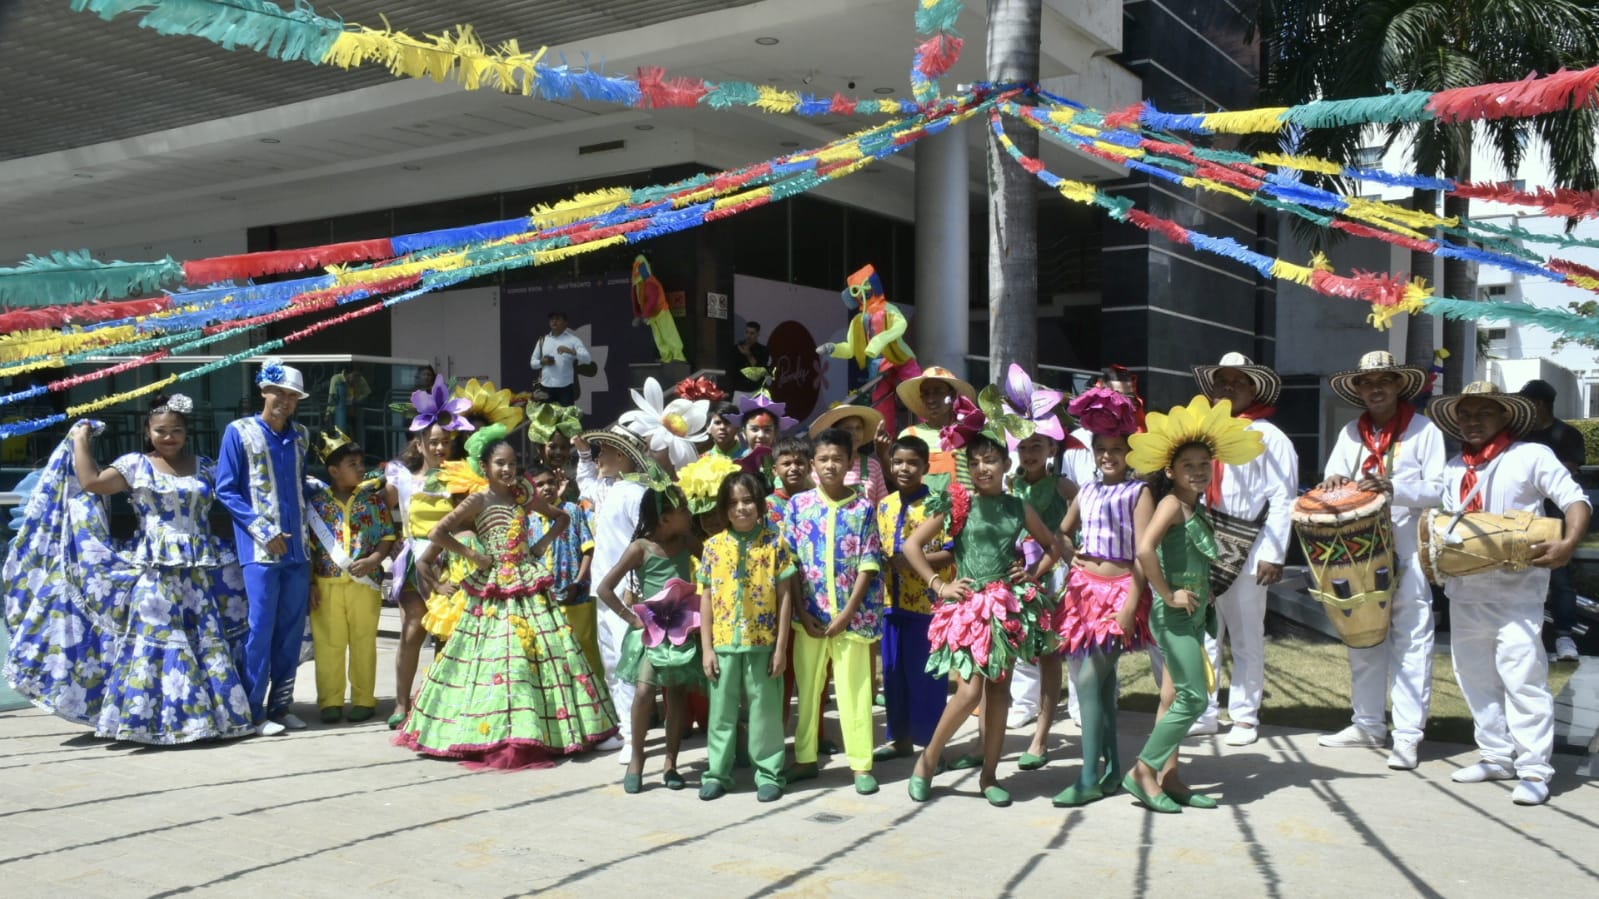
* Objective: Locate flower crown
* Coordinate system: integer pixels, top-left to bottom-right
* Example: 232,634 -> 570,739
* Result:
677,454 -> 741,514
1126,396 -> 1264,475
153,393 -> 193,416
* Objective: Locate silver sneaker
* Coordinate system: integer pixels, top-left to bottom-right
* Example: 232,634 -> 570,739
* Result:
1555,635 -> 1580,662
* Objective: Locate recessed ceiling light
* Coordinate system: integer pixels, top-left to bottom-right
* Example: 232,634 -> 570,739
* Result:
634,124 -> 655,131
73,173 -> 94,179
260,137 -> 280,144
755,36 -> 779,45
402,164 -> 422,171
873,87 -> 895,95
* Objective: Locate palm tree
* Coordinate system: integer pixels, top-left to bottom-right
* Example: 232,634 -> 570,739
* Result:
986,0 -> 1041,382
1253,0 -> 1599,391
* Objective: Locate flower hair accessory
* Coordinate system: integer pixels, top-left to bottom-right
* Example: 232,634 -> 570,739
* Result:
980,364 -> 1065,447
454,378 -> 524,432
524,403 -> 583,444
619,377 -> 709,470
407,374 -> 475,433
155,393 -> 193,415
256,358 -> 287,388
728,388 -> 798,432
677,454 -> 741,514
939,395 -> 992,450
674,376 -> 726,403
1126,395 -> 1265,475
1068,386 -> 1140,438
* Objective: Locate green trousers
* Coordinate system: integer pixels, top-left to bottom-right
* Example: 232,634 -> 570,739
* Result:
1137,600 -> 1211,771
706,648 -> 785,789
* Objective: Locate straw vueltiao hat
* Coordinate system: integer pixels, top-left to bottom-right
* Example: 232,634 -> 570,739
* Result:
579,424 -> 651,473
1192,352 -> 1281,408
895,366 -> 976,420
1426,381 -> 1538,444
808,404 -> 884,440
1328,350 -> 1427,407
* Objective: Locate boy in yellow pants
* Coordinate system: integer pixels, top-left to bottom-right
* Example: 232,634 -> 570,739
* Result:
307,430 -> 395,724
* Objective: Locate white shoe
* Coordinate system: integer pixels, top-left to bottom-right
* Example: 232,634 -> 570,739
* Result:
1451,761 -> 1515,783
256,720 -> 287,737
1319,725 -> 1385,749
1555,636 -> 1580,661
1386,741 -> 1419,770
274,713 -> 308,731
596,736 -> 625,752
1006,709 -> 1038,729
1224,725 -> 1259,747
1511,778 -> 1550,805
1187,718 -> 1220,737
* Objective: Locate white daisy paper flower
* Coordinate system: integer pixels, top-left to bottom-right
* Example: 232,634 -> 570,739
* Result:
619,377 -> 709,470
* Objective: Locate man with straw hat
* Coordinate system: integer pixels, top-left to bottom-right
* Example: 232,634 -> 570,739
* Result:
575,423 -> 654,756
1315,351 -> 1446,770
895,366 -> 977,487
1189,352 -> 1298,746
215,358 -> 313,736
1426,382 -> 1589,805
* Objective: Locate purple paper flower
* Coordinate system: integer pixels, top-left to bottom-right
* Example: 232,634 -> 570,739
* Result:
729,391 -> 798,432
1067,386 -> 1140,438
940,395 -> 988,449
410,375 -> 475,433
634,578 -> 702,647
1003,364 -> 1066,441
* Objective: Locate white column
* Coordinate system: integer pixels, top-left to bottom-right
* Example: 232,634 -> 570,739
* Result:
914,123 -> 970,372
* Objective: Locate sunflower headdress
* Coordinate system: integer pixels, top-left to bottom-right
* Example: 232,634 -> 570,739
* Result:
438,422 -> 513,495
1126,396 -> 1264,475
676,453 -> 741,514
454,378 -> 525,432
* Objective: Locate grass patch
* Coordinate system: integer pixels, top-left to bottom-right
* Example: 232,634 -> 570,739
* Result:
1115,629 -> 1577,746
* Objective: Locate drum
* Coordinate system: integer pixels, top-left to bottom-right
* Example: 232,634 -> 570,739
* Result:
1291,485 -> 1395,649
1417,509 -> 1563,585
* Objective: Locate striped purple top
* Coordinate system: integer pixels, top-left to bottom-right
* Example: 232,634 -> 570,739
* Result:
1078,479 -> 1146,563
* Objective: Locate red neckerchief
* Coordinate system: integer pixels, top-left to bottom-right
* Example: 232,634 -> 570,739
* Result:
1063,434 -> 1087,451
1205,403 -> 1275,507
1460,429 -> 1514,513
1358,402 -> 1415,477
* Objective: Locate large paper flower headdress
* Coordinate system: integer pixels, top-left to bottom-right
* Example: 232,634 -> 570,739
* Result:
404,374 -> 475,433
1126,396 -> 1264,475
976,363 -> 1065,447
1067,386 -> 1140,438
620,377 -> 710,470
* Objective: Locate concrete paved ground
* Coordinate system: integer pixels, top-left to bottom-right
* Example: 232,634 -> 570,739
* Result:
1,611 -> 1596,898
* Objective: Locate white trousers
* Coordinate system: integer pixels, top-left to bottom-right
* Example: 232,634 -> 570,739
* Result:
597,604 -> 636,741
1347,552 -> 1434,744
1447,593 -> 1555,782
1009,658 -> 1079,721
1203,574 -> 1269,727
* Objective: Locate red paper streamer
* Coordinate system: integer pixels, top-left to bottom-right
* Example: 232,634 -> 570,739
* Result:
1311,268 -> 1410,307
829,93 -> 859,116
1452,182 -> 1599,218
0,296 -> 169,333
1428,65 -> 1599,123
52,350 -> 171,392
1331,220 -> 1437,253
1126,209 -> 1192,246
914,33 -> 965,81
636,67 -> 709,109
1103,103 -> 1147,131
182,239 -> 395,285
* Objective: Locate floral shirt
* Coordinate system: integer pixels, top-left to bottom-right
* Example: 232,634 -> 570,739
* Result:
780,488 -> 884,641
307,479 -> 394,580
876,486 -> 953,617
528,500 -> 594,596
766,488 -> 795,531
696,525 -> 796,651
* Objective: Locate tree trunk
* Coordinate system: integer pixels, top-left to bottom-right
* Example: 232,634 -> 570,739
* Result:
1440,155 -> 1473,394
985,0 -> 1041,382
1403,188 -> 1436,368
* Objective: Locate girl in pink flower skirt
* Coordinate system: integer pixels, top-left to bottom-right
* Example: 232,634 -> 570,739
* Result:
900,418 -> 1065,807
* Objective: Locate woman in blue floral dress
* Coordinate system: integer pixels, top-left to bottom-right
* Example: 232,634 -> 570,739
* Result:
3,396 -> 255,743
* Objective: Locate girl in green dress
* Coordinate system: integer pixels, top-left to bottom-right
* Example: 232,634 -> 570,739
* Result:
597,484 -> 702,793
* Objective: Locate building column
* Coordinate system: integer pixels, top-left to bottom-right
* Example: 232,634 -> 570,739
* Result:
914,123 -> 969,373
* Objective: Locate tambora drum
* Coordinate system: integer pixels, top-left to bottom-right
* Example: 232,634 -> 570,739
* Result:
1291,485 -> 1395,649
1417,509 -> 1563,585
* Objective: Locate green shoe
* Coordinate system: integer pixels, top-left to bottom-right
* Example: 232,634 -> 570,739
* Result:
983,785 -> 1013,807
873,692 -> 887,707
756,783 -> 783,803
1098,768 -> 1123,796
386,710 -> 406,730
817,738 -> 841,756
949,753 -> 983,771
347,706 -> 375,723
907,775 -> 932,802
785,762 -> 819,782
1018,751 -> 1048,771
872,742 -> 914,762
1174,791 -> 1218,809
1121,774 -> 1181,813
663,770 -> 686,791
698,781 -> 727,801
319,707 -> 342,724
1052,783 -> 1104,807
854,773 -> 880,795
622,772 -> 643,794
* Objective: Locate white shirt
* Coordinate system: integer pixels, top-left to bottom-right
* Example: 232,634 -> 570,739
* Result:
1061,426 -> 1098,488
577,452 -> 646,592
1438,440 -> 1589,600
1214,418 -> 1299,568
1322,411 -> 1446,557
530,331 -> 592,389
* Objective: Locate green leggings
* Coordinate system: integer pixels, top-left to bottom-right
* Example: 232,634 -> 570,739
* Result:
1071,651 -> 1121,787
1137,608 -> 1209,770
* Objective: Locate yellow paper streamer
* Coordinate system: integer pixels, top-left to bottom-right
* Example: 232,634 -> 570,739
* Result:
530,188 -> 633,229
68,373 -> 181,418
755,85 -> 800,114
1200,107 -> 1290,134
0,325 -> 142,365
324,25 -> 548,95
1255,152 -> 1345,175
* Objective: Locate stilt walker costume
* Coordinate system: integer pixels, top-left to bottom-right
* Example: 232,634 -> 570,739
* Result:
820,264 -> 922,428
215,360 -> 313,727
1427,383 -> 1589,806
1317,352 -> 1445,768
631,255 -> 687,364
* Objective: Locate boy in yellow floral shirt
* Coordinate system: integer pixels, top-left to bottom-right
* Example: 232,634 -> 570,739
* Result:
873,436 -> 954,759
697,471 -> 796,802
